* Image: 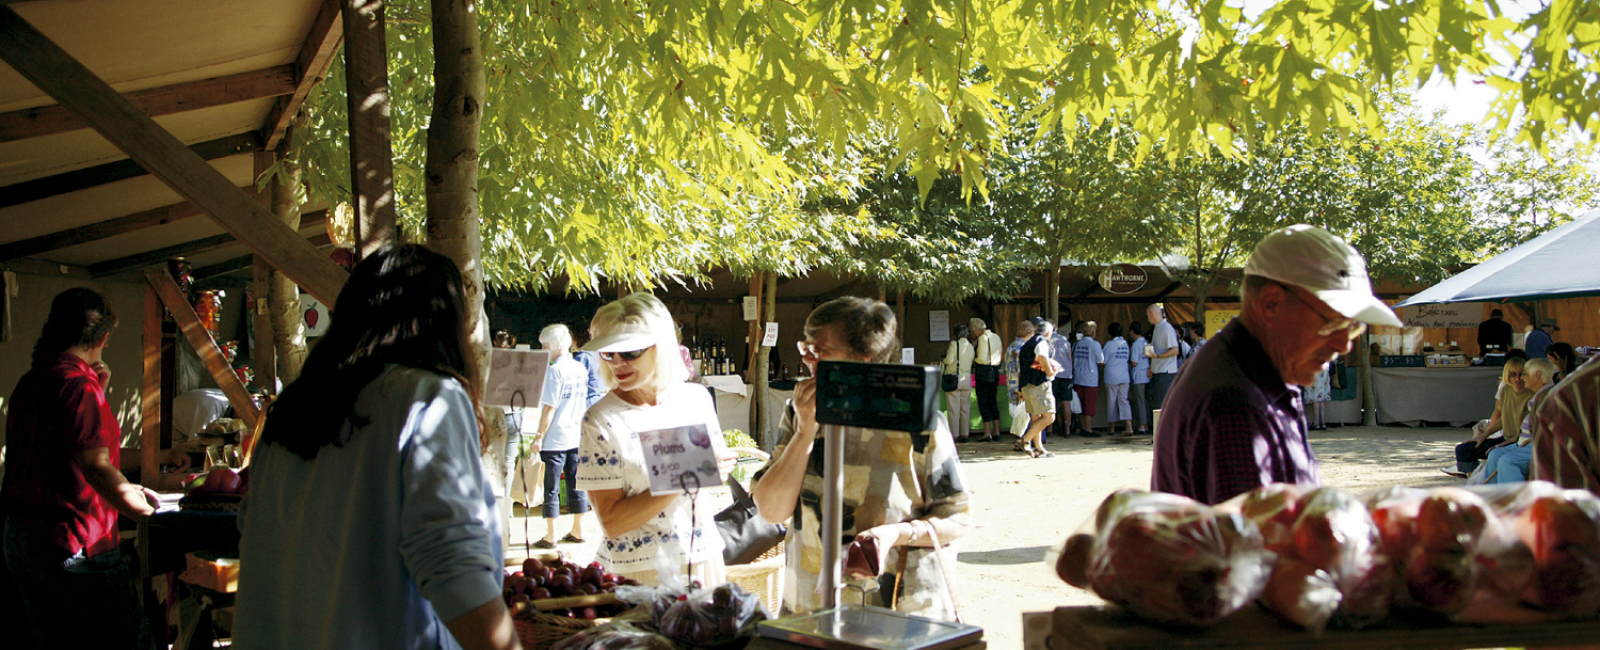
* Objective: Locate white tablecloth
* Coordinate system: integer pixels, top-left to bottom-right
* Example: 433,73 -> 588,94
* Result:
1372,366 -> 1500,426
709,383 -> 792,448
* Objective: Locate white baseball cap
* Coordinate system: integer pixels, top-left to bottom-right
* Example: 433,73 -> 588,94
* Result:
582,319 -> 659,353
1244,224 -> 1403,328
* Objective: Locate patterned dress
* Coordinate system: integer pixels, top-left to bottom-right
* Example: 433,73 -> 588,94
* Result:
755,407 -> 972,620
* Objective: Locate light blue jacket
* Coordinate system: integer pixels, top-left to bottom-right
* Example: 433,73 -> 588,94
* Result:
236,366 -> 503,650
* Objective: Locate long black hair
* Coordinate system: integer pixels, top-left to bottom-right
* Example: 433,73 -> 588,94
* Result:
259,244 -> 482,460
33,288 -> 117,368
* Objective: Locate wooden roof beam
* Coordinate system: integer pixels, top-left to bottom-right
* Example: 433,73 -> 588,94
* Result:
0,133 -> 261,209
193,232 -> 332,280
262,0 -> 343,150
0,7 -> 348,304
0,64 -> 296,143
0,200 -> 203,263
89,210 -> 328,278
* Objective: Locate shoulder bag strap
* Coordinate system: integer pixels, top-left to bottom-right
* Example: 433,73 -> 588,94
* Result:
910,519 -> 963,622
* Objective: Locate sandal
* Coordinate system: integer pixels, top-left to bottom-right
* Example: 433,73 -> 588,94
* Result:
533,539 -> 557,550
1031,448 -> 1055,458
559,533 -> 585,544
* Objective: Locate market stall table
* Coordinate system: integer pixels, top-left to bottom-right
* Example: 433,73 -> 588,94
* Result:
1371,366 -> 1500,426
1025,605 -> 1600,650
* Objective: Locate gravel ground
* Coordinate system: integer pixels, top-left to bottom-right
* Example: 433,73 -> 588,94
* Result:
507,424 -> 1470,650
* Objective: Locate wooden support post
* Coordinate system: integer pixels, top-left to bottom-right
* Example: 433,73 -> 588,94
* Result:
0,7 -> 347,304
341,0 -> 398,259
251,151 -> 278,394
1360,331 -> 1376,426
140,285 -> 162,484
761,271 -> 778,449
748,273 -> 764,438
146,268 -> 261,428
897,290 -> 906,341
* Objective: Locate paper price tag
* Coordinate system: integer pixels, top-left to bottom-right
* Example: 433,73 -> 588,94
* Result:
901,348 -> 916,364
638,424 -> 723,496
762,322 -> 779,347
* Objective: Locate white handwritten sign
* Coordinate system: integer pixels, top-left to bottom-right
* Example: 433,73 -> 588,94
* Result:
762,322 -> 779,347
485,348 -> 550,408
638,424 -> 722,495
929,310 -> 951,342
743,296 -> 759,321
1401,303 -> 1486,329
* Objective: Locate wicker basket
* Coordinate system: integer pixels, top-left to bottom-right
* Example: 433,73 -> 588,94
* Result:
511,609 -> 599,650
726,545 -> 785,615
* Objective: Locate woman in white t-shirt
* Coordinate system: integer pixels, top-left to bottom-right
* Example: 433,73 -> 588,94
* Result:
576,294 -> 735,587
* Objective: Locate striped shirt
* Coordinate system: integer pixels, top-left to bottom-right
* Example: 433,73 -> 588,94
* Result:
1532,355 -> 1600,492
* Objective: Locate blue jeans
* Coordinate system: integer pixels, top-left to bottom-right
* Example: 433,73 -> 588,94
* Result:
4,519 -> 152,650
541,449 -> 591,520
1485,444 -> 1533,484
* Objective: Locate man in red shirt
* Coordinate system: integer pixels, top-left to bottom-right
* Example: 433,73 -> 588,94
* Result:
2,288 -> 160,649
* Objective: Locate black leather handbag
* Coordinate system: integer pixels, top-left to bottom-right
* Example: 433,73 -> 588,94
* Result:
941,373 -> 959,392
715,479 -> 788,565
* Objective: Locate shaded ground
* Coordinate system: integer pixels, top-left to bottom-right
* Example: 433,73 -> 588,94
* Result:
507,424 -> 1469,650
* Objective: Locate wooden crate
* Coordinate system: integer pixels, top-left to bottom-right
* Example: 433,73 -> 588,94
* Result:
1027,606 -> 1600,650
178,552 -> 238,593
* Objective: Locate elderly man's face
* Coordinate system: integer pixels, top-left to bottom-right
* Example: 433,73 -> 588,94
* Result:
1259,284 -> 1359,386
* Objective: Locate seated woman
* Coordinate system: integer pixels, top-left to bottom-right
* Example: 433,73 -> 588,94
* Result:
1484,359 -> 1559,484
1448,357 -> 1532,478
236,245 -> 516,650
576,293 -> 734,587
751,297 -> 971,620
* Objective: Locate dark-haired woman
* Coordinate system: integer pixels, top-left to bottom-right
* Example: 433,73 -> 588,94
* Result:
751,297 -> 970,620
2,288 -> 162,649
236,246 -> 517,650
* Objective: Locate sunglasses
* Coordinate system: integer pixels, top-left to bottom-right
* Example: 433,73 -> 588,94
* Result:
1281,283 -> 1368,340
598,347 -> 652,362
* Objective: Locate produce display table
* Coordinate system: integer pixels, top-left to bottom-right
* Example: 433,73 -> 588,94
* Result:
1371,367 -> 1500,426
1024,606 -> 1600,650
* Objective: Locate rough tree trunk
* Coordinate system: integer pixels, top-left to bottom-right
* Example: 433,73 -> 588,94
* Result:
341,0 -> 399,259
1047,263 -> 1062,325
268,146 -> 308,384
423,0 -> 493,508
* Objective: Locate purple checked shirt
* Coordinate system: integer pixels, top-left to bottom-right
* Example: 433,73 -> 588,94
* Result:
1151,319 -> 1320,505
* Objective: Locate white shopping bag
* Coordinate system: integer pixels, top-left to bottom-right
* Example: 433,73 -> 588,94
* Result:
509,456 -> 545,507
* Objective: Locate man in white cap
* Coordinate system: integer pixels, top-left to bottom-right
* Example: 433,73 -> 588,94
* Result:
1150,224 -> 1403,504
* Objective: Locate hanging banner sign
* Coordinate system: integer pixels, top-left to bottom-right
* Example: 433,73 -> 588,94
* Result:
1098,264 -> 1148,294
1401,303 -> 1487,329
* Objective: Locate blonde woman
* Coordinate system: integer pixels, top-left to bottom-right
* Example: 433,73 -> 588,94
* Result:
576,293 -> 735,587
1447,357 -> 1534,478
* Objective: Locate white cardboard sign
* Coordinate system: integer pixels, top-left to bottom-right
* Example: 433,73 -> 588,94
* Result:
743,296 -> 759,321
485,348 -> 550,408
638,424 -> 722,495
762,322 -> 779,347
929,310 -> 950,342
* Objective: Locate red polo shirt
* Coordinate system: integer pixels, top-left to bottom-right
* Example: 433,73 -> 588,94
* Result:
2,353 -> 122,556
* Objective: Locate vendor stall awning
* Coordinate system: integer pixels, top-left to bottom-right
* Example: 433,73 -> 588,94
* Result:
1398,209 -> 1600,306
